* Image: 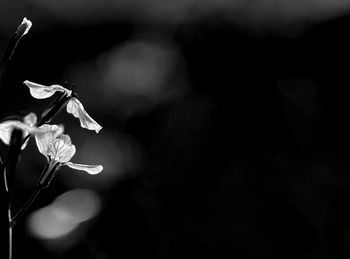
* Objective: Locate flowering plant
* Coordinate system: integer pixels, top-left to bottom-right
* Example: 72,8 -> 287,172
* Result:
0,18 -> 103,259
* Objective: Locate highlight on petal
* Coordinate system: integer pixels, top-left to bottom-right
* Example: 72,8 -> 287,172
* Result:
0,121 -> 18,145
23,80 -> 72,99
0,120 -> 30,145
18,17 -> 32,36
48,134 -> 76,163
66,98 -> 102,133
0,113 -> 40,149
35,124 -> 64,159
66,162 -> 103,175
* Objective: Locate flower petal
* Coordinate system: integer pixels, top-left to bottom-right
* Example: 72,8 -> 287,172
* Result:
48,134 -> 76,163
66,162 -> 103,175
23,112 -> 37,128
23,80 -> 72,99
66,98 -> 102,133
35,124 -> 64,159
0,120 -> 29,145
18,18 -> 32,36
0,113 -> 38,149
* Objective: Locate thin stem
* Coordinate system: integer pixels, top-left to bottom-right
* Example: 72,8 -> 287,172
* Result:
19,92 -> 71,148
37,92 -> 71,127
10,162 -> 58,227
8,207 -> 12,259
5,130 -> 22,259
3,165 -> 8,192
0,18 -> 31,79
10,186 -> 42,228
1,164 -> 11,259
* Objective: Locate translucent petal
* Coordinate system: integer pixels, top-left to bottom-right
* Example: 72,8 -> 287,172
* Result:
0,120 -> 29,145
35,125 -> 64,159
0,113 -> 39,149
48,135 -> 76,163
23,80 -> 71,99
66,98 -> 102,133
66,162 -> 103,175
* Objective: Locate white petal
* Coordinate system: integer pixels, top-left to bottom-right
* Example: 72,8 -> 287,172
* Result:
48,134 -> 76,163
0,121 -> 17,145
23,80 -> 72,99
66,162 -> 103,175
19,18 -> 32,36
0,113 -> 36,149
23,112 -> 37,128
66,98 -> 102,133
34,124 -> 64,159
0,120 -> 29,145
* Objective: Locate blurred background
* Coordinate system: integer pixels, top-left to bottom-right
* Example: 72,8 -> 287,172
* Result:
2,0 -> 350,258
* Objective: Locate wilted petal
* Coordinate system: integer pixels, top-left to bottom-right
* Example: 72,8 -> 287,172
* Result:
35,124 -> 64,159
66,98 -> 102,133
24,80 -> 72,99
66,162 -> 103,175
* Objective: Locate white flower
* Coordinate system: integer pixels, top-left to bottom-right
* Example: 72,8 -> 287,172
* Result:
18,18 -> 32,36
0,113 -> 58,149
35,127 -> 103,175
23,80 -> 102,133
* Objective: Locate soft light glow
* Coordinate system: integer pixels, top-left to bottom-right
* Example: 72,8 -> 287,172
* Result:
20,0 -> 350,27
100,40 -> 176,98
69,132 -> 141,188
28,205 -> 78,239
28,189 -> 101,240
53,189 -> 101,223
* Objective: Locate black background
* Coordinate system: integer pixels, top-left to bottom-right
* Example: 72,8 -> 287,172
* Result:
2,6 -> 350,259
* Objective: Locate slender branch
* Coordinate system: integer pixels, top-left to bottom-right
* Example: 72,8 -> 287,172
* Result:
4,129 -> 23,259
8,206 -> 12,259
19,92 -> 71,148
37,92 -> 71,127
10,162 -> 59,227
1,163 -> 10,259
1,155 -> 6,192
7,167 -> 12,259
0,18 -> 31,79
0,153 -> 3,169
0,18 -> 32,259
10,185 -> 43,228
10,163 -> 48,227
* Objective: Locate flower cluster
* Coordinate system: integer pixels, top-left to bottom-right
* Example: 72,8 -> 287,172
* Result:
0,81 -> 103,176
0,18 -> 105,259
35,124 -> 102,175
24,80 -> 102,133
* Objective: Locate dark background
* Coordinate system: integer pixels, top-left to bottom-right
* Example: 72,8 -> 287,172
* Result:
1,1 -> 350,258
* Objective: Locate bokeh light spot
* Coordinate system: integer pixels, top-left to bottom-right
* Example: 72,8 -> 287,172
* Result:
28,189 -> 101,240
